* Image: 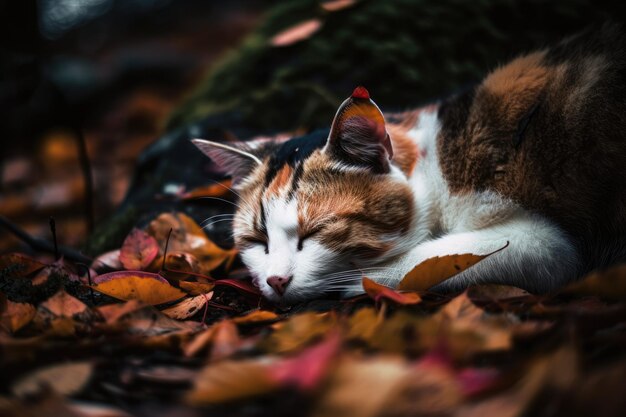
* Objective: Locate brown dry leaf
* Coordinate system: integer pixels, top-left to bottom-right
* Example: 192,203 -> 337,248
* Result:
97,300 -> 146,323
11,362 -> 93,397
232,310 -> 279,325
456,346 -> 579,417
184,319 -> 240,360
181,179 -> 233,200
161,251 -> 202,280
179,280 -> 215,295
185,359 -> 277,405
363,277 -> 421,305
148,212 -> 237,272
0,296 -> 36,333
120,305 -> 201,336
92,271 -> 186,305
40,290 -> 88,318
271,19 -> 323,47
467,285 -> 533,303
313,356 -> 412,417
398,245 -> 506,291
563,264 -> 626,300
321,0 -> 358,12
264,311 -> 337,354
435,293 -> 513,357
345,306 -> 382,342
161,293 -> 212,320
0,253 -> 46,277
119,228 -> 159,270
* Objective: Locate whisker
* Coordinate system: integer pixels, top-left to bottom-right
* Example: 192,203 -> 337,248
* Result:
202,218 -> 234,230
201,213 -> 234,226
208,179 -> 242,199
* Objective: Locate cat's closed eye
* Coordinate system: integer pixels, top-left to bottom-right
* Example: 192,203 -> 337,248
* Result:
297,227 -> 324,251
240,235 -> 269,254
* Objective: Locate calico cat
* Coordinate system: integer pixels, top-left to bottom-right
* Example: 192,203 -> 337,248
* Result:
193,24 -> 626,304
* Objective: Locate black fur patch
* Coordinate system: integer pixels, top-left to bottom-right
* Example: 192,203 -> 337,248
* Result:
264,129 -> 329,188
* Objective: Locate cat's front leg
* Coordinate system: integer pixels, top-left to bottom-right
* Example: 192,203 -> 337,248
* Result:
369,213 -> 581,294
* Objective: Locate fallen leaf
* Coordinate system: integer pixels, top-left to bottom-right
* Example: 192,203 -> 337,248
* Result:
362,277 -> 421,305
148,213 -> 237,272
179,280 -> 215,295
563,264 -> 626,300
97,299 -> 146,323
184,319 -> 240,360
264,312 -> 337,353
181,179 -> 234,199
92,271 -> 186,305
119,228 -> 159,270
185,359 -> 277,405
345,306 -> 381,342
271,19 -> 323,47
0,253 -> 46,277
0,296 -> 36,333
40,290 -> 88,318
269,331 -> 341,391
214,278 -> 261,296
11,362 -> 93,397
398,244 -> 507,291
161,293 -> 212,320
232,310 -> 279,325
161,251 -> 203,279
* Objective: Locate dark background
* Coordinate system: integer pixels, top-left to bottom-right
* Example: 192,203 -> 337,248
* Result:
1,0 -> 624,256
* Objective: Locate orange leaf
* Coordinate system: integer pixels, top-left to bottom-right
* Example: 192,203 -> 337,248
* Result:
148,212 -> 238,272
232,310 -> 279,325
40,290 -> 88,318
182,180 -> 233,200
271,19 -> 323,47
0,297 -> 36,333
92,271 -> 186,305
563,264 -> 626,300
179,280 -> 215,295
185,359 -> 276,405
184,319 -> 241,360
119,228 -> 159,270
162,293 -> 213,320
97,299 -> 146,323
363,277 -> 421,305
397,243 -> 508,291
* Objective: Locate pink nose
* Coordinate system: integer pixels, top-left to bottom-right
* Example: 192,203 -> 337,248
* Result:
267,275 -> 292,296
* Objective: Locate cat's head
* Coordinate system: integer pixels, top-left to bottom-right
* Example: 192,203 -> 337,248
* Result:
193,87 -> 416,303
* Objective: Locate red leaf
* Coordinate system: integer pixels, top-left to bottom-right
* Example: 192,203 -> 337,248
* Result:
269,331 -> 341,391
119,228 -> 159,270
362,277 -> 421,305
215,278 -> 261,296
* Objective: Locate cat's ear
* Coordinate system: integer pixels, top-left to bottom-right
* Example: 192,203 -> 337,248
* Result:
324,86 -> 393,173
192,139 -> 262,185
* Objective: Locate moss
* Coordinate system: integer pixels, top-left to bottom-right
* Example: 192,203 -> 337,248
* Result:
168,0 -> 624,133
83,206 -> 140,256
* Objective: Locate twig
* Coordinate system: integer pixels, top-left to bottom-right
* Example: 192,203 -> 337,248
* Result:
0,215 -> 92,264
76,262 -> 95,304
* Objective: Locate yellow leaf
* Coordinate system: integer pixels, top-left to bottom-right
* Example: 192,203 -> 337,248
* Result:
179,280 -> 215,295
232,310 -> 279,325
92,271 -> 186,305
397,243 -> 508,291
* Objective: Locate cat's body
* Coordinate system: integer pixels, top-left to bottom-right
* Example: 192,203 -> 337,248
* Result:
194,24 -> 626,303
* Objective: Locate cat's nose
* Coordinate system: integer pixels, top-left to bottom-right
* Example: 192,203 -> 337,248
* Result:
267,275 -> 292,296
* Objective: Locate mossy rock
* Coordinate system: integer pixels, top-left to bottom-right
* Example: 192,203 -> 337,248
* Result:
168,0 -> 625,133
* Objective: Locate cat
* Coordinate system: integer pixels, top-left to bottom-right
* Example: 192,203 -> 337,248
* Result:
193,23 -> 626,304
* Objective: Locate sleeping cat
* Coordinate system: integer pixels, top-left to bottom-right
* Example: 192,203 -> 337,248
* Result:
193,24 -> 626,304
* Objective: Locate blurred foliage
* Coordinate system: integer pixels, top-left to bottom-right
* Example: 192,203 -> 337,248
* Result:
168,0 -> 625,133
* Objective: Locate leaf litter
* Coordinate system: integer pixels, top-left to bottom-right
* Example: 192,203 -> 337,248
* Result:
1,210 -> 625,417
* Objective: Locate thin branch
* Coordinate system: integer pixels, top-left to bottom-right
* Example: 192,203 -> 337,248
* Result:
0,215 -> 92,264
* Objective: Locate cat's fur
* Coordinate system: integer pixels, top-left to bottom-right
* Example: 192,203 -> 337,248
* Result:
193,24 -> 626,304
